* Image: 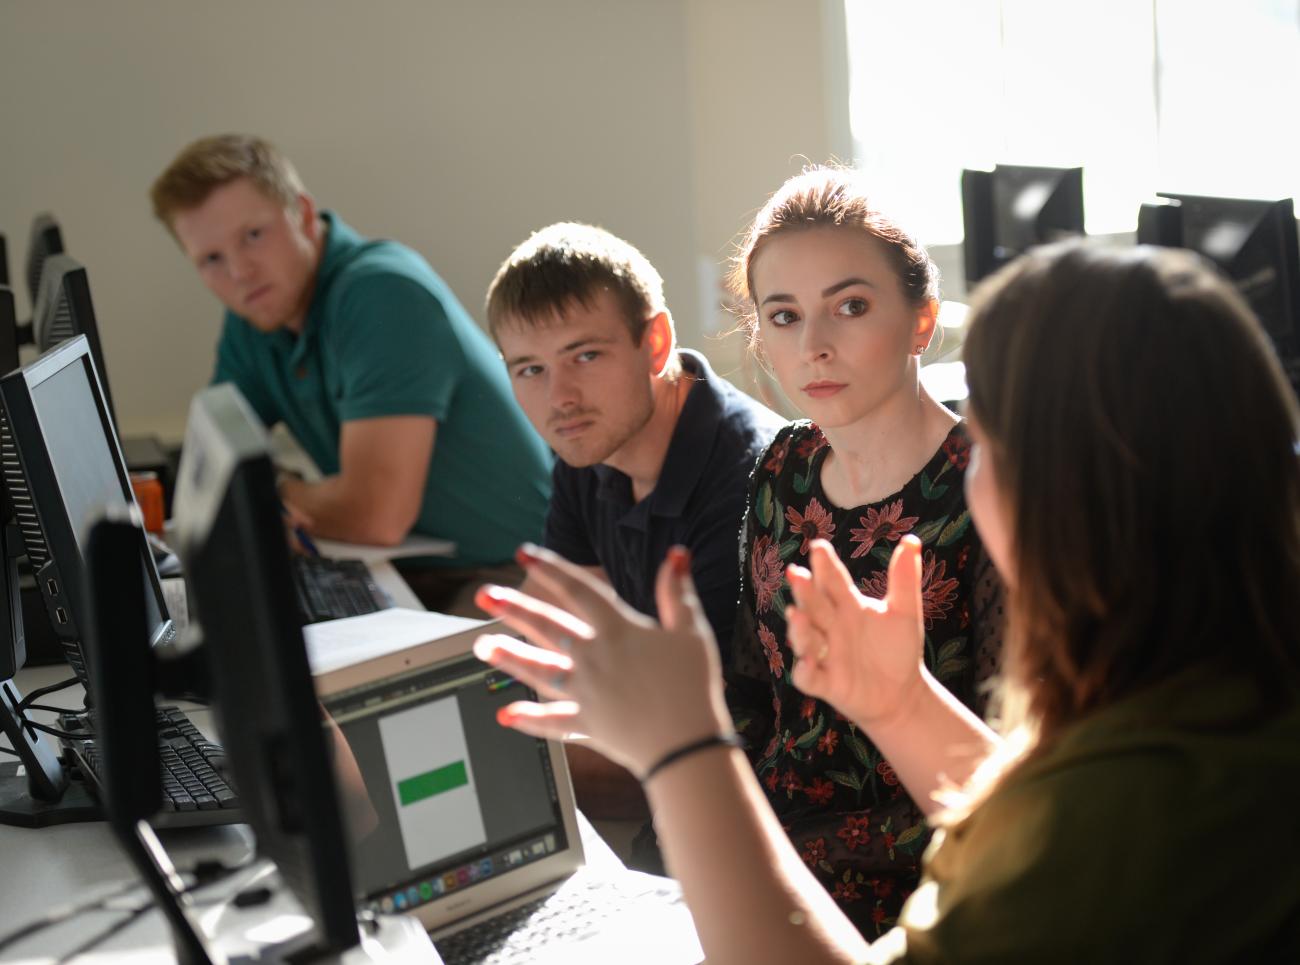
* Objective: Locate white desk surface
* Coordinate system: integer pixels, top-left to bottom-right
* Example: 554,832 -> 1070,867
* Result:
0,559 -> 628,962
0,657 -> 625,963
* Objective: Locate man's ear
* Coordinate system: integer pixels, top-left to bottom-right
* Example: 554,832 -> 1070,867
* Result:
645,311 -> 676,375
296,192 -> 320,238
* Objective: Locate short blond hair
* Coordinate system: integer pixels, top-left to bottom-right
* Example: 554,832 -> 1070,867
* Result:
150,134 -> 305,229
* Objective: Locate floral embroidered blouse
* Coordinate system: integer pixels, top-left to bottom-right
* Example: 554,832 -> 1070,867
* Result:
726,420 -> 1002,937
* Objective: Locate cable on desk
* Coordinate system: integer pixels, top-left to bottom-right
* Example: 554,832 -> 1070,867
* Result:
0,854 -> 254,957
55,901 -> 154,964
0,878 -> 147,955
15,675 -> 82,712
15,717 -> 83,741
21,701 -> 77,715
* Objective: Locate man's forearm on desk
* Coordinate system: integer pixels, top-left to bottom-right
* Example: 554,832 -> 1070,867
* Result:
279,414 -> 435,545
279,474 -> 416,546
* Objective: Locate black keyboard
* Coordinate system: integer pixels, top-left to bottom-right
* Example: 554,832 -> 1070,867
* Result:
63,705 -> 243,829
292,556 -> 394,624
435,876 -> 684,965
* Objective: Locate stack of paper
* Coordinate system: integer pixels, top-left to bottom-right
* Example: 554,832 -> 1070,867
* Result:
303,607 -> 488,677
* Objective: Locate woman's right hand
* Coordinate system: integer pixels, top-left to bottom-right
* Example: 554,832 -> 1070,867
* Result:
786,535 -> 927,730
471,544 -> 734,780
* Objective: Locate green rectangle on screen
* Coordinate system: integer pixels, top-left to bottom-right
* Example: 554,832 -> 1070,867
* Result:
398,761 -> 469,806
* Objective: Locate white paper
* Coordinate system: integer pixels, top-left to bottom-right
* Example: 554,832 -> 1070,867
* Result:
313,533 -> 456,563
303,607 -> 488,676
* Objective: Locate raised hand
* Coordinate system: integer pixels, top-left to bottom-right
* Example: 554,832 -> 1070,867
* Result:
471,544 -> 733,779
786,535 -> 926,730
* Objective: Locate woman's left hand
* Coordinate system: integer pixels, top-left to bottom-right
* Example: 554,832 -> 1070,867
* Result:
472,544 -> 733,779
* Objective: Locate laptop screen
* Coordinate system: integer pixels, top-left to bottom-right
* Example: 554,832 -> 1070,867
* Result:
321,650 -> 570,918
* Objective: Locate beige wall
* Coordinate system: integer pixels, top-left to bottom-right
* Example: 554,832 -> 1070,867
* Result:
684,0 -> 850,410
0,1 -> 842,440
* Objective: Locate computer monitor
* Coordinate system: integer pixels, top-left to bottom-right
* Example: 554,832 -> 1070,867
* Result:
1137,194 -> 1300,386
173,382 -> 359,956
81,512 -> 215,963
0,283 -> 73,825
0,286 -> 17,380
31,254 -> 117,427
962,164 -> 1086,288
0,335 -> 172,690
0,287 -> 25,681
25,213 -> 64,320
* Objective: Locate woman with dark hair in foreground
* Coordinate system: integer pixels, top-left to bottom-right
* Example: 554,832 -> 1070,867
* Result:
473,242 -> 1300,963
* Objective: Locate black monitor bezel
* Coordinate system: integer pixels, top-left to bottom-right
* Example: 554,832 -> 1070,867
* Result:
0,336 -> 170,688
962,163 -> 1086,288
32,254 -> 117,428
25,214 -> 65,317
175,384 -> 359,954
0,285 -> 18,378
0,287 -> 24,681
1156,192 -> 1300,356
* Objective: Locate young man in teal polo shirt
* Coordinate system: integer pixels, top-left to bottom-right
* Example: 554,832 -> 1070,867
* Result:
151,134 -> 551,612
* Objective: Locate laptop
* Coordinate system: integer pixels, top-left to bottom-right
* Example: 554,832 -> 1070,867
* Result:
312,620 -> 704,965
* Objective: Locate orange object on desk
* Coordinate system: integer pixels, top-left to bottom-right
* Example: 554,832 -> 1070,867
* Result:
130,471 -> 165,535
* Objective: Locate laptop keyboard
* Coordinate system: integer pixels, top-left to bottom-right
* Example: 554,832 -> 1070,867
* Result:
292,556 -> 394,624
65,705 -> 243,828
435,875 -> 685,965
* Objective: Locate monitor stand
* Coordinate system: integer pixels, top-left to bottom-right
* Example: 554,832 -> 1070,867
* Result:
0,680 -> 100,827
221,908 -> 438,964
337,915 -> 439,963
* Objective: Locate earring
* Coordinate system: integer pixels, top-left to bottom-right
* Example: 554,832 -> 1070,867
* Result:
913,345 -> 928,356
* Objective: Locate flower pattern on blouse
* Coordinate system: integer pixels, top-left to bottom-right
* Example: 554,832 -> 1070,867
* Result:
727,420 -> 996,937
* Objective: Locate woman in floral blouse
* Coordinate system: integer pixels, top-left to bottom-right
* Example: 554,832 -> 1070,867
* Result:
723,167 -> 1002,935
473,241 -> 1300,963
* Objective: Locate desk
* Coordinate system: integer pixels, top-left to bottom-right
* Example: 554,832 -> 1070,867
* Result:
1,664 -> 631,961
0,663 -> 254,961
365,559 -> 423,611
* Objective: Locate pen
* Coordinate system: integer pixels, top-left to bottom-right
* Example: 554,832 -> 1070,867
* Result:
294,525 -> 321,558
280,501 -> 321,557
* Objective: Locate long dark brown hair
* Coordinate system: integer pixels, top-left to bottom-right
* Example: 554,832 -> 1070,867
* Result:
963,242 -> 1300,746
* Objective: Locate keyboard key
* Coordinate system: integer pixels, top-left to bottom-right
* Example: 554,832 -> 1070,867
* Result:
292,556 -> 393,623
69,704 -> 243,822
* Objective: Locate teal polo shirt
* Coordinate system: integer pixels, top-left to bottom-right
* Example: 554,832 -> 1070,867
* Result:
212,212 -> 552,565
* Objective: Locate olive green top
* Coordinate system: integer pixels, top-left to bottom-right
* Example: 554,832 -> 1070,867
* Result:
867,662 -> 1300,963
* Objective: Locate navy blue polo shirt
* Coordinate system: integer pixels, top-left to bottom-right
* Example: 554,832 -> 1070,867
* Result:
544,350 -> 783,658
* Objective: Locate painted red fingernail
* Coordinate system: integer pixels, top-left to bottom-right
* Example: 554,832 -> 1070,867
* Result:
515,544 -> 539,566
476,585 -> 507,610
669,546 -> 691,576
496,706 -> 516,726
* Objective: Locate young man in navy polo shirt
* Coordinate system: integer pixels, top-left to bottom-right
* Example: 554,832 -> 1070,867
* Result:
151,135 -> 551,613
487,223 -> 782,854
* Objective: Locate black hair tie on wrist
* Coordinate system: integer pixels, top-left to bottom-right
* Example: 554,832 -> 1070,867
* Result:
641,733 -> 743,784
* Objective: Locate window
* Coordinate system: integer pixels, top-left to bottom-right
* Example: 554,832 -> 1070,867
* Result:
844,0 -> 1300,244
